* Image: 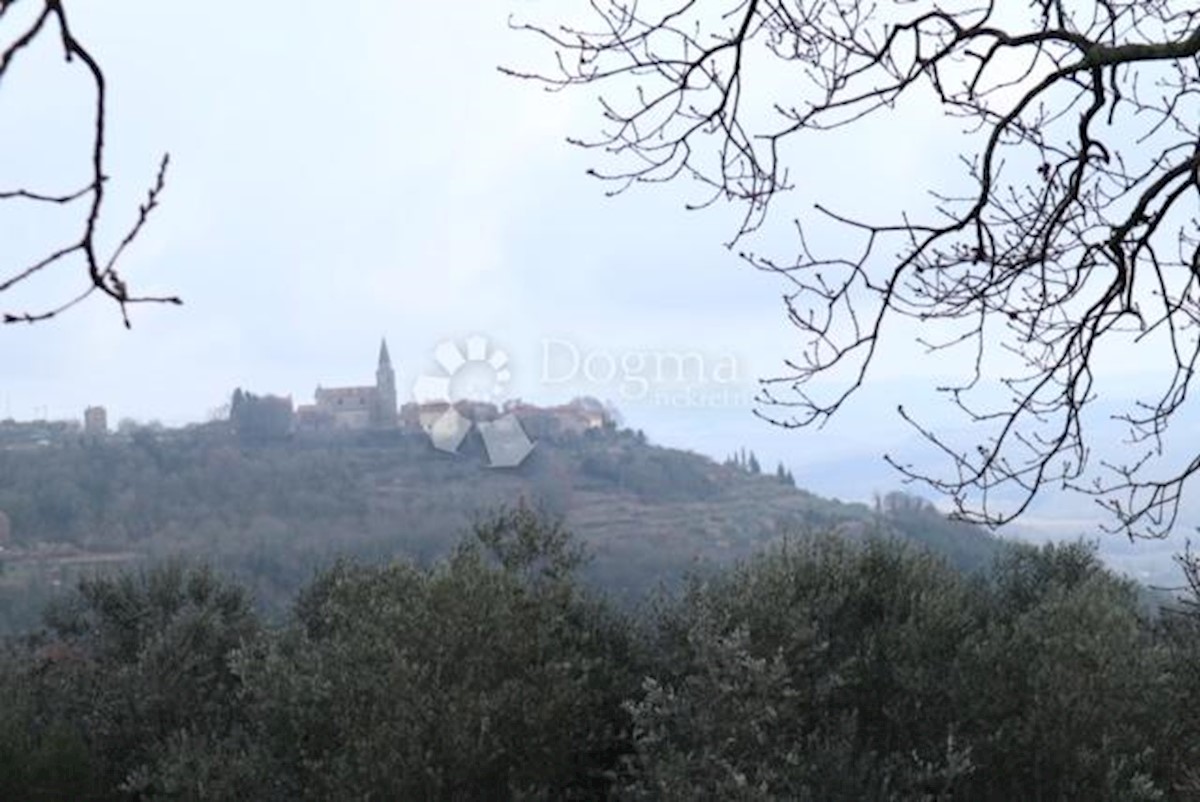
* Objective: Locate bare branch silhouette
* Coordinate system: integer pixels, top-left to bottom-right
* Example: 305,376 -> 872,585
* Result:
0,0 -> 178,328
510,1 -> 1200,538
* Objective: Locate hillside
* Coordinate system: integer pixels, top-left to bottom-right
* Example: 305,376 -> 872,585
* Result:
0,419 -> 1012,631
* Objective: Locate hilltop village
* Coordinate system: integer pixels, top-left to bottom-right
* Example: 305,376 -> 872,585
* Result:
0,340 -> 612,449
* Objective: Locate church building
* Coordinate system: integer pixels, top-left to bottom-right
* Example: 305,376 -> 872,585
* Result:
297,339 -> 398,430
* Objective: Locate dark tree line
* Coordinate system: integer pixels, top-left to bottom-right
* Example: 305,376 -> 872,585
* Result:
3,506 -> 1200,799
229,389 -> 293,443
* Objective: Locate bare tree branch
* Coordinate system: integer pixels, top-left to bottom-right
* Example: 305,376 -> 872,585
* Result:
511,0 -> 1200,538
0,0 -> 179,328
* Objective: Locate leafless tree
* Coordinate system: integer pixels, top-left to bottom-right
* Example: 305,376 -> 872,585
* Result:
1,0 -> 177,327
507,1 -> 1200,538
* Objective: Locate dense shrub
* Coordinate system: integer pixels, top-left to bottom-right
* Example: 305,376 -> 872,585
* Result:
0,514 -> 1196,801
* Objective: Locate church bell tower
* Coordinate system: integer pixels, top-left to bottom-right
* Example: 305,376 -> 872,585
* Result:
374,338 -> 398,427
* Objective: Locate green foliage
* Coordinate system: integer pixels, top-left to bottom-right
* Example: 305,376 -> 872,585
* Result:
0,432 -> 376,631
874,491 -> 1010,575
140,507 -> 642,801
616,536 -> 1179,801
0,511 -> 1197,800
954,541 -> 1168,801
230,388 -> 293,443
471,499 -> 587,584
621,535 -> 979,800
0,562 -> 259,800
0,646 -> 96,802
578,442 -> 717,501
0,425 -> 1017,634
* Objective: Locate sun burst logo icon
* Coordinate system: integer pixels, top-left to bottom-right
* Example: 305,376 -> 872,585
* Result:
411,335 -> 534,467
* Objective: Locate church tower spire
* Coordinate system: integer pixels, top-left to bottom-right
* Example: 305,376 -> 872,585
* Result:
374,337 -> 397,427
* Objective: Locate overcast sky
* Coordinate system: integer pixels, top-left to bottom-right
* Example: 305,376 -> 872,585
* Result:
0,2 -> 1178,512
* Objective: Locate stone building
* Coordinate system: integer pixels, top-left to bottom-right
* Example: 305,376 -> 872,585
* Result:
501,397 -> 609,438
83,406 -> 108,436
297,340 -> 398,430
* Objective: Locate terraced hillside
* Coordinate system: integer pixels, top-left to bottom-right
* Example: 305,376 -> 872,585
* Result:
0,420 -> 1010,629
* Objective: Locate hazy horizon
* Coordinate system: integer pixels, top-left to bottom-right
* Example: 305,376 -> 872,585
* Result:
2,1 -> 1192,571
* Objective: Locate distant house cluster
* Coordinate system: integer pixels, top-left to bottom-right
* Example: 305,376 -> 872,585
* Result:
399,397 -> 608,436
494,398 -> 609,437
0,417 -> 84,450
295,339 -> 612,438
6,340 -> 615,448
